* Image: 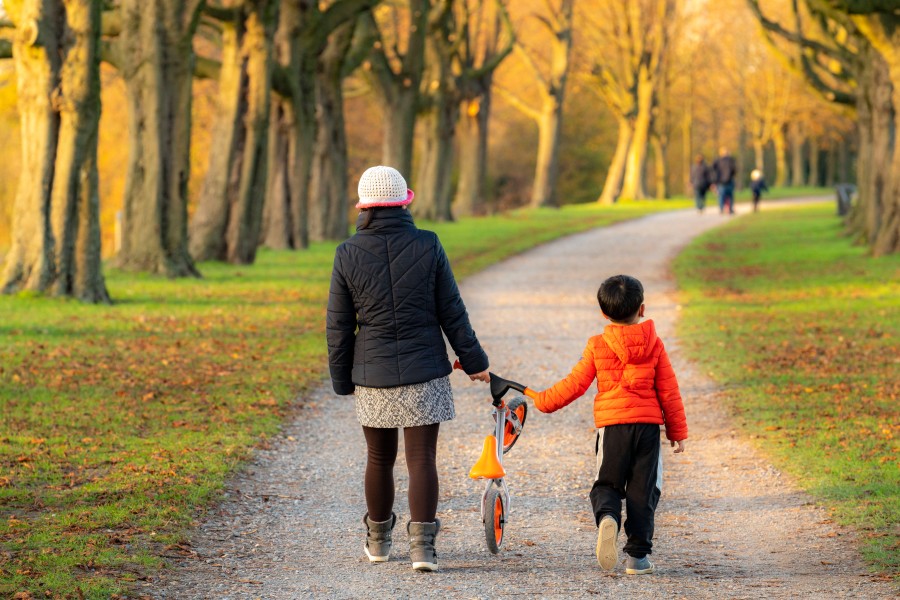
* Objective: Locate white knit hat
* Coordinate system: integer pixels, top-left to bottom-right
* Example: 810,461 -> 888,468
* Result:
356,165 -> 415,209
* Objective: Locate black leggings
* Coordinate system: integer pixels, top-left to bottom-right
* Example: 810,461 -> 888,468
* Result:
362,423 -> 440,523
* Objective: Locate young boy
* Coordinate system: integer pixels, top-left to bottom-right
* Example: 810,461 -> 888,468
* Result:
524,274 -> 687,574
750,168 -> 768,213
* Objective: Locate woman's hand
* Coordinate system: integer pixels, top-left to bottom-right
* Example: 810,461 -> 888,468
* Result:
468,370 -> 490,383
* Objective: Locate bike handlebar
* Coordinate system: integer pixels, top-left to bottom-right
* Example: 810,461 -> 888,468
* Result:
488,374 -> 527,407
453,360 -> 528,407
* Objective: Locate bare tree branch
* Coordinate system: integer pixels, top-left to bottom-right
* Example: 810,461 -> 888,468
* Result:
494,83 -> 542,120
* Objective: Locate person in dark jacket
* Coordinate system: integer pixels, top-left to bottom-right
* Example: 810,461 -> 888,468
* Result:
689,154 -> 711,213
327,165 -> 490,572
711,147 -> 738,215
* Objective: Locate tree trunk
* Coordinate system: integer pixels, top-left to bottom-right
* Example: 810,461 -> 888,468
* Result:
309,20 -> 355,241
808,135 -> 820,187
838,134 -> 851,183
362,0 -> 428,180
848,44 -> 892,249
619,67 -> 653,200
414,10 -> 457,223
651,134 -> 668,199
598,118 -> 632,204
773,125 -> 788,188
736,121 -> 747,191
381,92 -> 419,178
531,97 -> 564,207
681,97 -> 693,197
853,15 -> 900,256
260,101 -> 298,248
261,0 -> 375,248
455,92 -> 491,216
790,121 -> 805,187
2,0 -> 109,302
414,96 -> 457,221
116,0 -> 203,277
261,1 -> 318,251
190,1 -> 275,264
753,139 -> 765,173
825,143 -> 837,187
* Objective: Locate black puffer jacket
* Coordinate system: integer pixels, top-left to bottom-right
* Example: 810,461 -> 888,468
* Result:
327,208 -> 489,395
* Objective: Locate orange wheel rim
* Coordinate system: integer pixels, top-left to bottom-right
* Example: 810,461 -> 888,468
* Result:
493,496 -> 503,542
503,406 -> 526,447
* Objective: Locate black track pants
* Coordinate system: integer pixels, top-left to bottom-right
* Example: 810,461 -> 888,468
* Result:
362,423 -> 440,523
589,423 -> 662,558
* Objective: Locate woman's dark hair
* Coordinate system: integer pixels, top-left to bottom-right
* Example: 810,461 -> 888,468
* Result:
597,275 -> 644,321
360,208 -> 375,229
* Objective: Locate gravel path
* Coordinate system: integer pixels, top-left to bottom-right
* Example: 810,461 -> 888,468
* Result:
150,201 -> 896,599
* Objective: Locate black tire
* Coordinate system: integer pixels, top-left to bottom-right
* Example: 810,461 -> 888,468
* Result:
502,396 -> 528,454
484,486 -> 505,554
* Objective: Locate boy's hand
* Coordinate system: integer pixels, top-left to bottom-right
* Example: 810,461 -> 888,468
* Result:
469,370 -> 490,383
671,439 -> 686,453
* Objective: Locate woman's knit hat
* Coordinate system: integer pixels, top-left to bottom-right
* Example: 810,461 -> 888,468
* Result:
356,165 -> 415,209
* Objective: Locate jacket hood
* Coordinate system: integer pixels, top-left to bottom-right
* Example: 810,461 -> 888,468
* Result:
601,320 -> 659,363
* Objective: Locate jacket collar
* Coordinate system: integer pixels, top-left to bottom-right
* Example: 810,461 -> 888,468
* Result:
355,207 -> 416,233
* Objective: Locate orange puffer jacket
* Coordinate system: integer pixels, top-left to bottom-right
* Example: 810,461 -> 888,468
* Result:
531,319 -> 688,441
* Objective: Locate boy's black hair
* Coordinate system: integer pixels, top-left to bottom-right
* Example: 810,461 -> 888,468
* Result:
597,275 -> 644,322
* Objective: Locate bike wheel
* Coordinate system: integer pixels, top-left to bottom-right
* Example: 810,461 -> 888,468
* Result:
502,397 -> 528,453
484,486 -> 506,554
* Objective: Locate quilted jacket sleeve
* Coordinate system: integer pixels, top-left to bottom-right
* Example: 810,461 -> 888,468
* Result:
654,341 -> 688,441
532,342 -> 597,414
434,239 -> 490,375
326,248 -> 357,395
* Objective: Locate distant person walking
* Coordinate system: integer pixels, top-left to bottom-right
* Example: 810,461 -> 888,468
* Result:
712,147 -> 738,215
326,166 -> 491,572
750,168 -> 768,212
689,154 -> 712,213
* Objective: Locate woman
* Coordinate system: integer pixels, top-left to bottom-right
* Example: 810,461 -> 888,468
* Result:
326,166 -> 490,572
690,153 -> 711,213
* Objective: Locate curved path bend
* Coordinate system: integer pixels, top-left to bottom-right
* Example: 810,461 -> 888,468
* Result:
152,201 -> 895,599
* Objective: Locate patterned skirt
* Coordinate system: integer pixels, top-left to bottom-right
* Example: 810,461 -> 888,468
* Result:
355,376 -> 455,428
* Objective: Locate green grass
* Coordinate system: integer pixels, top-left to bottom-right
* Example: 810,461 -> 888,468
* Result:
674,203 -> 900,582
0,199 -> 689,598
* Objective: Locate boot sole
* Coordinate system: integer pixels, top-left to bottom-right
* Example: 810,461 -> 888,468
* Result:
364,546 -> 389,562
596,517 -> 618,571
412,561 -> 438,572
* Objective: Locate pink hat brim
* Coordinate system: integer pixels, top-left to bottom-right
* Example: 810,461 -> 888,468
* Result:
356,189 -> 414,209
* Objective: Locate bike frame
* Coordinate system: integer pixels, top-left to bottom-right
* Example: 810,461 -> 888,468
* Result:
480,400 -> 513,523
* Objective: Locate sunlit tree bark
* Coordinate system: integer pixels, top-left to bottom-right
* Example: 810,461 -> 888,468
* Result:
360,0 -> 429,179
190,0 -> 277,264
453,0 -> 514,216
115,0 -> 204,277
582,0 -> 674,202
1,0 -> 109,302
497,0 -> 573,208
261,0 -> 378,250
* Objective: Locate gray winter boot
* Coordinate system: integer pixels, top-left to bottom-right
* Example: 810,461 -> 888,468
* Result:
407,519 -> 441,572
363,512 -> 397,562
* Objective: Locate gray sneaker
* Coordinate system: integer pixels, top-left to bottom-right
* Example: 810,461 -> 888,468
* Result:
363,512 -> 397,562
595,515 -> 619,570
407,519 -> 441,572
625,555 -> 655,575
